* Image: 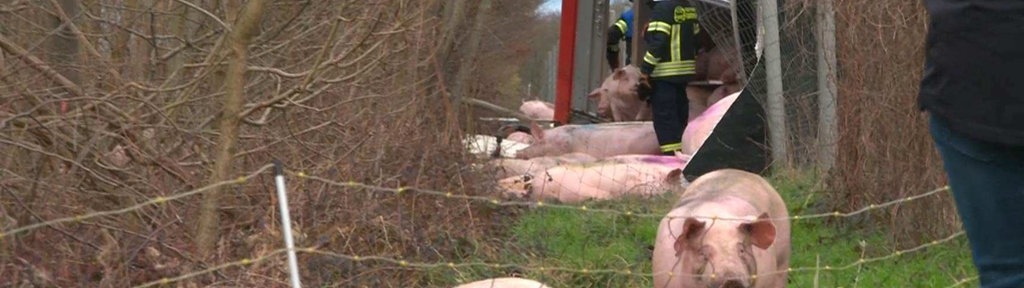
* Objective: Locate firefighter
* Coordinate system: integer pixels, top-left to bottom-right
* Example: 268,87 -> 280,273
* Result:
636,0 -> 701,155
605,0 -> 635,71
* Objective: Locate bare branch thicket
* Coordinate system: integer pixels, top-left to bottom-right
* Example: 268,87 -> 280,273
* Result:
824,0 -> 957,244
1,0 -> 548,286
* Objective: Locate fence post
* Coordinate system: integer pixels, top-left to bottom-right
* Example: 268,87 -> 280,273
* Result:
273,160 -> 302,288
631,0 -> 649,74
816,0 -> 838,171
759,0 -> 789,168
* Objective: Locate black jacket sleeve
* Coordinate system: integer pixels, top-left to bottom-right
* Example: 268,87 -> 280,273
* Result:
606,22 -> 625,70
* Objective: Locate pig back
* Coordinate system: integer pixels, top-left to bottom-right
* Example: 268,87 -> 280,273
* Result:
676,169 -> 787,224
568,122 -> 661,157
452,277 -> 550,288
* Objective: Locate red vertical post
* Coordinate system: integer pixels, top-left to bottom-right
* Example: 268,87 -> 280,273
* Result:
554,0 -> 578,125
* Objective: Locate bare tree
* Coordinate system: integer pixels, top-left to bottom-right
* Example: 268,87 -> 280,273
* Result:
195,0 -> 266,259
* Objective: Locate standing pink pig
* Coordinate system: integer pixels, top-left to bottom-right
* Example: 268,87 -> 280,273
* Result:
498,154 -> 688,203
652,169 -> 790,288
515,121 -> 661,159
519,100 -> 555,121
681,92 -> 740,156
587,65 -> 652,122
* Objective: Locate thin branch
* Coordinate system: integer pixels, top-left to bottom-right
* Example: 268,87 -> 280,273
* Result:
0,33 -> 86,98
172,0 -> 231,33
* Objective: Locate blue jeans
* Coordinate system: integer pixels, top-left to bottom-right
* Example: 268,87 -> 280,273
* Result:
929,115 -> 1024,288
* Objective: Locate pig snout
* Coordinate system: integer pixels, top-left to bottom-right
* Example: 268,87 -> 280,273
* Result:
712,277 -> 750,288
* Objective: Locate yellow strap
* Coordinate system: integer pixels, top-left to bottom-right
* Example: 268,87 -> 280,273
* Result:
671,24 -> 681,62
615,19 -> 628,34
660,143 -> 683,152
644,52 -> 660,66
647,21 -> 672,35
651,61 -> 696,77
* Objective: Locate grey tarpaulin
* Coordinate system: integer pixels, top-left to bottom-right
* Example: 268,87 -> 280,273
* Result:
681,84 -> 770,181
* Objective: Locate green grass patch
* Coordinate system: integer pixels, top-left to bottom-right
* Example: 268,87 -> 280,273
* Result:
461,171 -> 979,287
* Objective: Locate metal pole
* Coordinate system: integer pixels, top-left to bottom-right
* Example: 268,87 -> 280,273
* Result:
572,0 -> 599,118
272,160 -> 302,288
816,0 -> 837,171
547,47 -> 556,102
591,0 -> 609,115
760,0 -> 789,167
631,0 -> 649,69
554,0 -> 580,125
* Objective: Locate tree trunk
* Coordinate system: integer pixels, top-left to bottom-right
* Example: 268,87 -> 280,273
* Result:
451,0 -> 491,112
438,0 -> 467,79
48,0 -> 81,86
194,0 -> 266,260
166,0 -> 192,79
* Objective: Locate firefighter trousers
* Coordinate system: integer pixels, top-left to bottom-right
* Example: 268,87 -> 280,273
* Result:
649,79 -> 689,155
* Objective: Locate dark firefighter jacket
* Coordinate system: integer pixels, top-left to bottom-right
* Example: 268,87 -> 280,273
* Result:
919,0 -> 1024,146
607,9 -> 635,68
640,0 -> 700,83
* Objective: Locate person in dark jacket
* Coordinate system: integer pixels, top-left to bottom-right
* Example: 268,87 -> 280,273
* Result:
637,0 -> 700,155
920,1 -> 1024,287
606,1 -> 635,71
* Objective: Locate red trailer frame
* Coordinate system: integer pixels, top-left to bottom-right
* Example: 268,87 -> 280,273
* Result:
553,0 -> 578,125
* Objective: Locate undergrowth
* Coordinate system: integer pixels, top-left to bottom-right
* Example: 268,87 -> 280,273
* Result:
434,170 -> 977,287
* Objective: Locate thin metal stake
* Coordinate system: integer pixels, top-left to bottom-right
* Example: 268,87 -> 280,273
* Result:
273,160 -> 302,288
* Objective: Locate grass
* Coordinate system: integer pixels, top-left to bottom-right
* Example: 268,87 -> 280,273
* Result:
442,171 -> 978,287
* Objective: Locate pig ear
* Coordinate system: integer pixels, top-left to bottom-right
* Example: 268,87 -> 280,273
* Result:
529,122 -> 545,140
612,68 -> 626,80
674,217 -> 706,256
663,169 -> 682,184
741,213 -> 776,250
588,88 -> 601,99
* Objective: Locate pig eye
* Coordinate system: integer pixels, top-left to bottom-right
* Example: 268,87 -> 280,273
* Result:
698,246 -> 711,260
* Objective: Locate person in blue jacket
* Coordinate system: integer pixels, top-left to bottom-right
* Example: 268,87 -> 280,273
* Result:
605,0 -> 637,71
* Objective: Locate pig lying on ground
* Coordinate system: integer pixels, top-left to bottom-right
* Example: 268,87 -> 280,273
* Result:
498,154 -> 689,203
652,169 -> 791,288
588,65 -> 652,122
488,152 -> 598,179
681,92 -> 740,156
515,121 -> 661,159
519,100 -> 555,121
506,131 -> 535,145
452,277 -> 550,288
497,124 -> 537,145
